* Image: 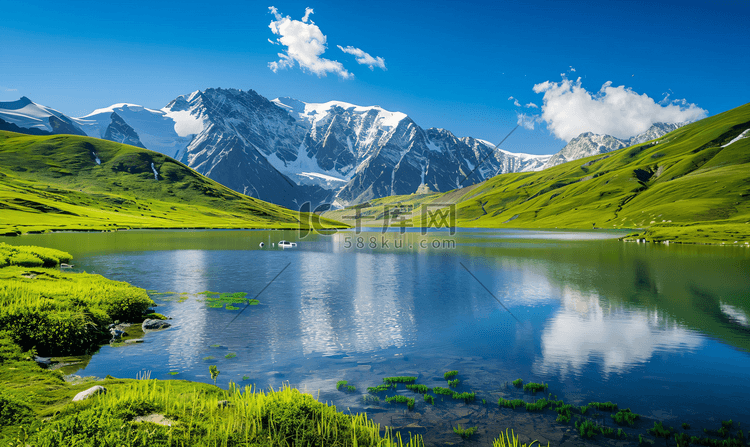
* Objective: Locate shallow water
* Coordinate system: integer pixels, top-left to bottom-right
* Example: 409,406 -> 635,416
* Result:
4,229 -> 750,444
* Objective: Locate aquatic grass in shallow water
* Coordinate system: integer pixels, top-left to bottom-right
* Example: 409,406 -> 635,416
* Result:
423,394 -> 435,405
385,395 -> 415,410
453,424 -> 477,439
367,384 -> 390,394
493,428 -> 549,447
522,382 -> 548,393
512,378 -> 523,388
448,378 -> 460,388
612,408 -> 639,426
405,384 -> 429,394
525,398 -> 549,412
433,387 -> 453,396
444,370 -> 458,380
383,376 -> 417,384
555,404 -> 574,423
499,398 -> 526,409
451,392 -> 475,403
649,421 -> 674,439
587,401 -> 617,411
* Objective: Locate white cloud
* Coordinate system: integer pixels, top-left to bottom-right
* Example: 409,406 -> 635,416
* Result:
524,102 -> 538,109
569,66 -> 576,72
3,88 -> 17,92
532,77 -> 707,141
267,6 -> 352,79
516,113 -> 540,130
508,96 -> 521,107
337,45 -> 386,70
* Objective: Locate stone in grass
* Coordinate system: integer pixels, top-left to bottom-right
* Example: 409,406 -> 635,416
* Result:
73,385 -> 107,402
142,319 -> 171,331
134,414 -> 172,426
34,356 -> 53,367
124,339 -> 144,344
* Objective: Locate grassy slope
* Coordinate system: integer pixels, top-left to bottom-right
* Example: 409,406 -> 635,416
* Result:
0,131 -> 345,234
325,103 -> 750,244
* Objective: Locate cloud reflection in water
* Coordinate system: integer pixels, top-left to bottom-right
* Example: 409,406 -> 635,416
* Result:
536,286 -> 703,378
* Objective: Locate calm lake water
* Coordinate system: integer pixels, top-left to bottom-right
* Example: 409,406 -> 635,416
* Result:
4,229 -> 750,443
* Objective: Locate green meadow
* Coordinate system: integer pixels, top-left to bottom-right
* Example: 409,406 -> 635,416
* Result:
324,102 -> 750,245
0,131 -> 346,234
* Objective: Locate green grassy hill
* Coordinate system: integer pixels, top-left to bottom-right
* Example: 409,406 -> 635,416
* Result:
0,131 -> 345,234
324,102 -> 750,244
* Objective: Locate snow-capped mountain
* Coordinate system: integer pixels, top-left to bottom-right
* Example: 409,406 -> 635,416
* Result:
1,91 -> 685,210
269,96 -> 551,205
73,88 -> 551,208
542,123 -> 684,169
0,97 -> 86,136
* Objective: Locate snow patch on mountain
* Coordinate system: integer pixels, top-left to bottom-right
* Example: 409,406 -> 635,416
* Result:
77,103 -> 194,158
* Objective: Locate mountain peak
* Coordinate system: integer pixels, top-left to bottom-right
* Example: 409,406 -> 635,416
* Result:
0,96 -> 34,110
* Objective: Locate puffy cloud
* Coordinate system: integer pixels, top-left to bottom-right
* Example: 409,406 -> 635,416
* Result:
532,77 -> 707,141
508,96 -> 521,107
337,45 -> 386,70
268,7 -> 352,79
524,102 -> 538,109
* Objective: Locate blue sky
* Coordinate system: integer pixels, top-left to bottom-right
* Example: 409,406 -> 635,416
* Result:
1,0 -> 748,154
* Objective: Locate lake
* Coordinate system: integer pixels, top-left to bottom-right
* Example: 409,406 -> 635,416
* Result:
3,228 -> 750,445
